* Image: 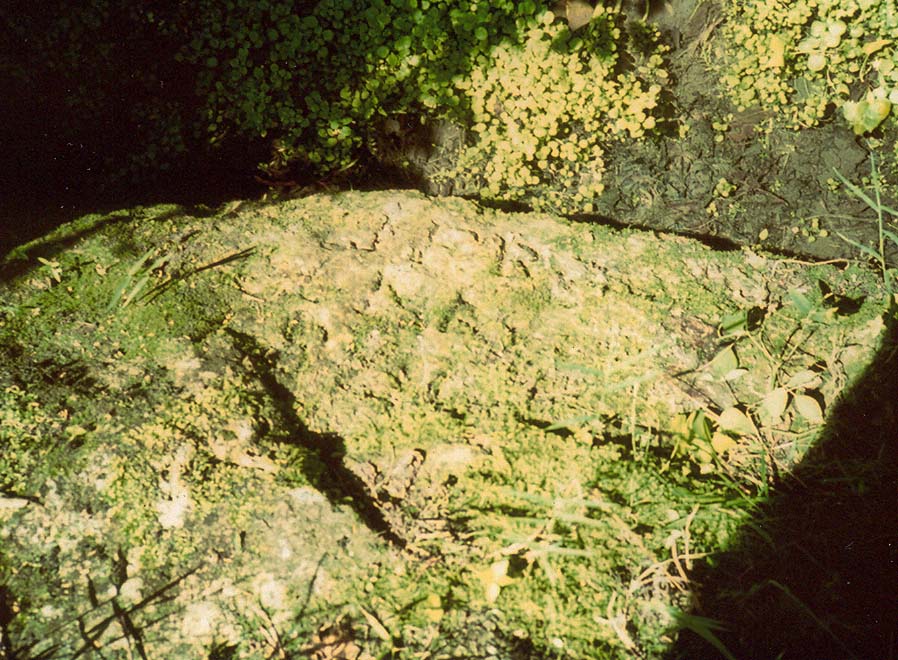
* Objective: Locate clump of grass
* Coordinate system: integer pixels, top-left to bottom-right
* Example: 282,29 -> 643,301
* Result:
834,152 -> 898,311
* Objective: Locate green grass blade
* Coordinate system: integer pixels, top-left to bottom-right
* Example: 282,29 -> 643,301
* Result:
836,232 -> 882,261
669,609 -> 738,660
879,204 -> 898,217
832,168 -> 880,212
122,274 -> 151,308
105,278 -> 132,314
128,248 -> 155,275
881,228 -> 898,249
105,248 -> 156,314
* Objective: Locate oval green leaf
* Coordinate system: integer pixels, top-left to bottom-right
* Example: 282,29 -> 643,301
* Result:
785,369 -> 819,389
760,387 -> 789,422
718,407 -> 758,436
711,431 -> 738,454
793,394 -> 824,424
709,346 -> 739,379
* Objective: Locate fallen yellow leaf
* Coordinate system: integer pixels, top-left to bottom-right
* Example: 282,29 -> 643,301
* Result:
475,559 -> 515,603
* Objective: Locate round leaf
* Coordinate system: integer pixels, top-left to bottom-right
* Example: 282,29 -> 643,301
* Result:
709,346 -> 739,379
718,407 -> 758,436
785,369 -> 819,389
822,32 -> 841,49
807,52 -> 827,72
566,0 -> 594,31
793,394 -> 824,424
861,98 -> 891,131
724,368 -> 749,382
711,431 -> 738,455
760,387 -> 789,422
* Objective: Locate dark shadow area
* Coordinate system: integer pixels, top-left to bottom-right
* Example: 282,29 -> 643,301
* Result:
0,145 -> 429,280
0,153 -> 268,264
669,309 -> 898,659
0,0 -> 554,263
0,51 -> 270,260
0,1 -> 270,256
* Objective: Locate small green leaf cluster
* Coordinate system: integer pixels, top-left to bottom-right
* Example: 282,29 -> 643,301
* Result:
450,6 -> 667,212
719,0 -> 898,134
0,385 -> 58,494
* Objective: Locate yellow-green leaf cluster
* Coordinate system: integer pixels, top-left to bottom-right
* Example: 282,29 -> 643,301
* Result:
719,0 -> 898,134
449,9 -> 667,212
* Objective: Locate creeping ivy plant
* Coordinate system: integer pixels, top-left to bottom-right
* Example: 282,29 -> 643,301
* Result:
719,0 -> 898,135
177,0 -> 668,211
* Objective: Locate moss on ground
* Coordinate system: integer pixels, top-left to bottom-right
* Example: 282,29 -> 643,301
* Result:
0,191 -> 890,658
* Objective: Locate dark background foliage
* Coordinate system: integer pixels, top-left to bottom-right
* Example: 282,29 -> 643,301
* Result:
2,0 -> 281,252
0,0 -> 551,252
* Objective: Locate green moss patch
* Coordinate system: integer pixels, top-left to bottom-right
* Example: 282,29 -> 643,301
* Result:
0,191 -> 889,658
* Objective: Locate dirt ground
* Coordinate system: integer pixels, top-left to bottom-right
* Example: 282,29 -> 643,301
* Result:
594,0 -> 898,265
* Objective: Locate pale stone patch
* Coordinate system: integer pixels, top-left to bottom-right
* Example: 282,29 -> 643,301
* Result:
156,444 -> 193,529
181,600 -> 221,640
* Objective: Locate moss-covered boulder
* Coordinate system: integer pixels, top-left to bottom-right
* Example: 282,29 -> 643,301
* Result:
0,191 -> 888,658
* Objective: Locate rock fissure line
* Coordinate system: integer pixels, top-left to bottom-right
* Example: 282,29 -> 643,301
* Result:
222,327 -> 408,550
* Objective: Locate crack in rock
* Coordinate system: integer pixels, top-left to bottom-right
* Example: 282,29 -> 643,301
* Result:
223,327 -> 410,550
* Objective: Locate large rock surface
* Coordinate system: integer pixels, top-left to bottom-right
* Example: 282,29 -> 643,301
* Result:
0,191 -> 886,658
